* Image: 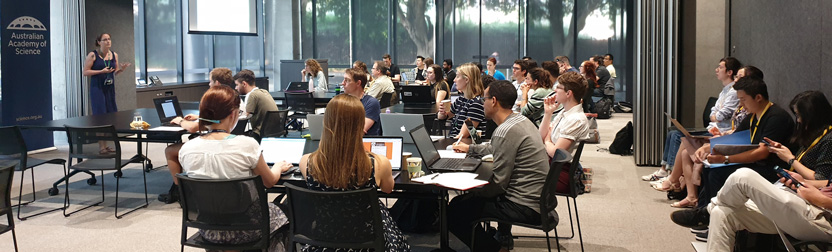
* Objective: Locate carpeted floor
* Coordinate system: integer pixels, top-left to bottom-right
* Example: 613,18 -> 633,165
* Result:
0,112 -> 701,251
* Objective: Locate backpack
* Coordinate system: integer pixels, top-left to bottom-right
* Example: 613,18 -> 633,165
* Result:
595,97 -> 613,119
389,199 -> 439,233
609,121 -> 634,155
613,101 -> 633,113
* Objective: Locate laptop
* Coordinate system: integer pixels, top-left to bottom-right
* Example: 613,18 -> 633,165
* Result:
380,113 -> 424,143
362,136 -> 404,179
409,125 -> 480,172
400,85 -> 433,104
260,137 -> 307,165
153,96 -> 183,126
285,82 -> 308,92
307,114 -> 325,141
665,112 -> 710,140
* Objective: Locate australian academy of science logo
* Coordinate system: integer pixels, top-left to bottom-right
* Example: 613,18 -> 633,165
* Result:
6,16 -> 48,55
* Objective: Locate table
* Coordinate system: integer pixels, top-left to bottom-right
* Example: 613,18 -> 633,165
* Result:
276,138 -> 494,251
384,102 -> 439,114
270,91 -> 337,107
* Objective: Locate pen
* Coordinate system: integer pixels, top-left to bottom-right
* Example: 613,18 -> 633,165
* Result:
429,173 -> 440,180
454,136 -> 463,146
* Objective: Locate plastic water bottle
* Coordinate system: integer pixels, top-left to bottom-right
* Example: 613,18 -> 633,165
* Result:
385,108 -> 391,113
335,85 -> 341,95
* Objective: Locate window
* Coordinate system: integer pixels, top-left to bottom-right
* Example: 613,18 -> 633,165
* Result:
145,0 -> 181,83
353,0 -> 389,66
395,0 -> 435,66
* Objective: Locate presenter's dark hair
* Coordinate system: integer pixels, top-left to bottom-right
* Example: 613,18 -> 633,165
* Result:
486,80 -> 517,109
233,69 -> 256,86
740,65 -> 764,80
198,85 -> 240,131
720,57 -> 742,79
94,33 -> 110,47
789,91 -> 832,147
558,72 -> 588,103
345,68 -> 368,88
733,76 -> 768,100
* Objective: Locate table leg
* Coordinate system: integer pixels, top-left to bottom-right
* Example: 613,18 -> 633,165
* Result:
439,190 -> 451,251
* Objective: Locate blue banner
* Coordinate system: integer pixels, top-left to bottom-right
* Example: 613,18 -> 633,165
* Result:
1,0 -> 54,150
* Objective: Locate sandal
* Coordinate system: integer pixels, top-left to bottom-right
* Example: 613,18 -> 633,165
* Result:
670,197 -> 698,208
653,179 -> 681,192
99,146 -> 117,155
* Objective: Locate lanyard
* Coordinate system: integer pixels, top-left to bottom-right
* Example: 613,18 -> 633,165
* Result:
796,125 -> 832,163
731,106 -> 743,131
750,102 -> 772,142
100,50 -> 111,68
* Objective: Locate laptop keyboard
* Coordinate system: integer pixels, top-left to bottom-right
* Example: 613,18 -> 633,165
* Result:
435,158 -> 465,167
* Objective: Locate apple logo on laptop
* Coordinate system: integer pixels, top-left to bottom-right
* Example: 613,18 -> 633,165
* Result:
400,125 -> 406,132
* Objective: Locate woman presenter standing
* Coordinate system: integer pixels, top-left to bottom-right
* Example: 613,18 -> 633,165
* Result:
82,33 -> 130,153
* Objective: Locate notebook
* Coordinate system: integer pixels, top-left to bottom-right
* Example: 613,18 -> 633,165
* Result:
380,113 -> 425,143
400,85 -> 433,104
153,96 -> 183,126
285,82 -> 308,92
362,136 -> 404,179
260,138 -> 307,165
409,124 -> 480,172
307,114 -> 325,141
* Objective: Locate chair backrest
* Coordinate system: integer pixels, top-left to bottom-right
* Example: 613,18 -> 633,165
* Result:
379,92 -> 394,108
0,163 -> 15,216
0,126 -> 28,170
176,174 -> 270,248
260,110 -> 289,138
285,92 -> 316,114
565,141 -> 586,197
64,125 -> 121,165
540,151 -> 571,231
703,97 -> 718,128
284,183 -> 385,250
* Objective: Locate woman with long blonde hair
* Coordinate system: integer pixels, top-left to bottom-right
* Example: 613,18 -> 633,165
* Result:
299,94 -> 410,251
437,63 -> 485,141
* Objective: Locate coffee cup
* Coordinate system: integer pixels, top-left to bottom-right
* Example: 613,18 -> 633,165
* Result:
441,100 -> 452,113
406,157 -> 422,178
401,152 -> 412,170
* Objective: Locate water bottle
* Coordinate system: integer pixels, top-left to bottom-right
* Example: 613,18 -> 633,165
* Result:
335,85 -> 341,95
385,108 -> 391,113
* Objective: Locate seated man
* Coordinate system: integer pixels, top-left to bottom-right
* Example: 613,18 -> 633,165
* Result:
341,68 -> 381,135
366,61 -> 395,102
690,77 -> 794,209
234,69 -> 278,143
450,80 -> 550,252
158,67 -> 234,203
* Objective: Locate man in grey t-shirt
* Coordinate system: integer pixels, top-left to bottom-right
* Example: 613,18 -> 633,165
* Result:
449,80 -> 550,251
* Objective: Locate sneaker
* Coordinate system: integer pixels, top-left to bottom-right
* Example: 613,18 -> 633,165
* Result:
157,184 -> 179,204
494,231 -> 514,250
670,208 -> 710,228
690,226 -> 708,234
649,177 -> 667,188
642,169 -> 668,181
695,230 -> 708,242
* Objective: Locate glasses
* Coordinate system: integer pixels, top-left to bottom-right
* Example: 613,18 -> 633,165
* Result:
555,85 -> 564,90
512,67 -> 521,70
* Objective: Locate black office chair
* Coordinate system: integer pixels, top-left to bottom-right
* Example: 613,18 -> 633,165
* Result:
554,141 -> 586,251
63,125 -> 148,219
0,163 -> 19,251
176,174 -> 270,252
471,152 -> 571,252
0,126 -> 67,220
702,96 -> 718,128
261,110 -> 290,138
285,92 -> 316,133
284,183 -> 385,251
379,92 -> 394,108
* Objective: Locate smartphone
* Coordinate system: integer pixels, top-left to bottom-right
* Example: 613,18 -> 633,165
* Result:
464,119 -> 482,144
761,138 -> 772,146
774,166 -> 802,188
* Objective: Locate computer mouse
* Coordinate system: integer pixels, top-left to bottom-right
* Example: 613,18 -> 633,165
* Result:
481,154 -> 494,162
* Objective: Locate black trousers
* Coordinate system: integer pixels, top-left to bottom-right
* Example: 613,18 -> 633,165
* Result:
697,164 -> 778,209
447,193 -> 540,252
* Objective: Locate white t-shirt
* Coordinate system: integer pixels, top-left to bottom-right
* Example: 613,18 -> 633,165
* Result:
179,135 -> 261,180
549,105 -> 590,153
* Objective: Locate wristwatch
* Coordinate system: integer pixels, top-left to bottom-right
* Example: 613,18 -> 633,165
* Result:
724,155 -> 730,164
788,158 -> 796,167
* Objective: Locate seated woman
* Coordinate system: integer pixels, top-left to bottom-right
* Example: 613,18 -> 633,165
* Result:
438,63 -> 485,141
539,72 -> 590,193
484,57 -> 506,80
426,64 -> 450,109
520,68 -> 556,126
178,85 -> 292,251
671,90 -> 832,251
299,94 -> 410,251
579,60 -> 597,113
302,58 -> 327,92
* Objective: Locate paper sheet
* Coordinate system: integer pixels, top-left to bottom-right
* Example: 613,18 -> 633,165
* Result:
411,172 -> 488,190
430,135 -> 444,142
149,126 -> 184,132
437,150 -> 467,159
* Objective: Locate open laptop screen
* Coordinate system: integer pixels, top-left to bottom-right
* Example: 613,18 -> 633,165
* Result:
260,138 -> 307,165
409,125 -> 440,166
153,96 -> 183,123
362,137 -> 403,170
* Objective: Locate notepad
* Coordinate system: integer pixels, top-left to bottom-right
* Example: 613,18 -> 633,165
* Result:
437,150 -> 467,159
411,172 -> 488,190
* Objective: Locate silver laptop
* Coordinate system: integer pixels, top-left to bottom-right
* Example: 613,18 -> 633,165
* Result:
380,113 -> 425,143
362,136 -> 404,179
409,124 -> 480,172
260,138 -> 307,165
306,114 -> 325,141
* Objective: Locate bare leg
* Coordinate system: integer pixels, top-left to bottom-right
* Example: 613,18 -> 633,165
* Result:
165,143 -> 184,185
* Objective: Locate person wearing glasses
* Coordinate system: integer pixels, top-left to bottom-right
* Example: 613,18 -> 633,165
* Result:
510,59 -> 531,112
539,72 -> 591,192
341,68 -> 381,135
366,61 -> 395,102
438,63 -> 485,141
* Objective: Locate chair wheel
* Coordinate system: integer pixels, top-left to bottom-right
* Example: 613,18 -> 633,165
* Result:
48,187 -> 59,196
87,177 -> 97,185
146,162 -> 153,171
114,171 -> 123,178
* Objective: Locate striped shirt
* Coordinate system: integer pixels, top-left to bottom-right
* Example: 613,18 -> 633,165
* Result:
449,96 -> 485,136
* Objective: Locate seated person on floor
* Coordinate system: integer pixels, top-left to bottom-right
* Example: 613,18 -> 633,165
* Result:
450,80 -> 550,252
298,94 -> 410,251
178,85 -> 292,251
671,90 -> 832,251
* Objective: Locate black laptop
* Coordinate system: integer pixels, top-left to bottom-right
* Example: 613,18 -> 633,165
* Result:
409,124 -> 480,172
285,82 -> 308,92
153,96 -> 183,126
400,85 -> 433,104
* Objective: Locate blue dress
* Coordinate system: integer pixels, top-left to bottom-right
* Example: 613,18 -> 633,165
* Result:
303,155 -> 411,252
89,50 -> 118,115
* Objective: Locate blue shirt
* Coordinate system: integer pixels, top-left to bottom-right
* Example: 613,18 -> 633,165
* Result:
485,70 -> 507,80
361,94 -> 381,136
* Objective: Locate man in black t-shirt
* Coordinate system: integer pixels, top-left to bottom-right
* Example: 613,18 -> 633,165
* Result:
382,53 -> 401,83
691,77 -> 794,209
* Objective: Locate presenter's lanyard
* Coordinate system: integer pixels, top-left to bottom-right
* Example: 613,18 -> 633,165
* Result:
100,50 -> 111,69
750,102 -> 773,142
796,125 -> 832,163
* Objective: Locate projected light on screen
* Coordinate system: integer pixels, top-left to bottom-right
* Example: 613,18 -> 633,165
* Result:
188,0 -> 257,36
